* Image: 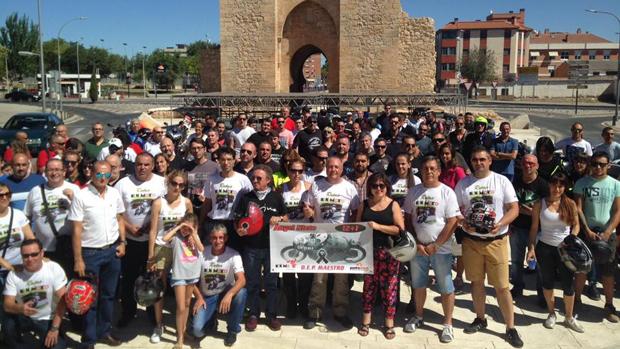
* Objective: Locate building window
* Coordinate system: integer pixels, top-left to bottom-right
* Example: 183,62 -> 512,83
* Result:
604,50 -> 611,60
588,51 -> 596,60
575,51 -> 581,60
504,30 -> 512,38
463,31 -> 470,39
503,48 -> 510,56
441,47 -> 456,55
443,30 -> 457,39
560,51 -> 569,59
441,63 -> 455,71
480,30 -> 487,39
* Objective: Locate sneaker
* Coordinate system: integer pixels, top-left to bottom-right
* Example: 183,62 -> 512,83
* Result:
150,325 -> 164,344
543,313 -> 556,329
224,332 -> 237,346
268,318 -> 282,331
585,283 -> 601,301
605,304 -> 620,323
464,317 -> 487,334
403,316 -> 423,333
303,317 -> 318,330
506,328 -> 524,348
565,316 -> 584,333
334,315 -> 353,329
439,324 -> 454,343
245,315 -> 258,332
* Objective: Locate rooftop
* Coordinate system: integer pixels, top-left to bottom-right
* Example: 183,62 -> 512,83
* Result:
531,30 -> 612,44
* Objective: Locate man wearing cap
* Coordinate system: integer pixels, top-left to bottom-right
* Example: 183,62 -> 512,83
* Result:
462,116 -> 495,167
293,114 -> 323,161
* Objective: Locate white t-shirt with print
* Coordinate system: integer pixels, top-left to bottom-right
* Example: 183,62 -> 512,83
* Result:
203,172 -> 252,220
3,260 -> 67,321
403,183 -> 460,254
0,208 -> 28,268
454,172 -> 518,238
304,177 -> 360,223
555,137 -> 593,162
114,175 -> 166,242
198,247 -> 244,297
24,182 -> 80,251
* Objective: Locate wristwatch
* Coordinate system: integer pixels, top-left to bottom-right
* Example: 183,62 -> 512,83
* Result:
49,325 -> 60,332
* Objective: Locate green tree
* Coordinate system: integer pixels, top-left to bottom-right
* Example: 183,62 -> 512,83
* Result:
88,67 -> 98,103
457,48 -> 497,96
0,13 -> 39,79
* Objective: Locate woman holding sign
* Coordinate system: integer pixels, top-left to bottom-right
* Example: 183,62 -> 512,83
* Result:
354,173 -> 404,340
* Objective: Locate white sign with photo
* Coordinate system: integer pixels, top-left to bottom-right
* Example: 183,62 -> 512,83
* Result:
270,222 -> 373,274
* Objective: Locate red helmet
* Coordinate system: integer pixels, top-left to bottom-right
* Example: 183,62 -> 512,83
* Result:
237,202 -> 264,237
65,278 -> 97,315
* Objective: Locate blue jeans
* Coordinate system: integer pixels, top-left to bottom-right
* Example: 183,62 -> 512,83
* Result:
191,287 -> 247,337
3,315 -> 66,349
510,226 -> 529,290
410,253 -> 455,294
81,245 -> 121,345
242,247 -> 278,319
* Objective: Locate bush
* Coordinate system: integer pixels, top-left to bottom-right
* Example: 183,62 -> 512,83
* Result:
89,68 -> 98,103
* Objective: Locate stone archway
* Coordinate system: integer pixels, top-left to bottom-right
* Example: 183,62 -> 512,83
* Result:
280,1 -> 339,93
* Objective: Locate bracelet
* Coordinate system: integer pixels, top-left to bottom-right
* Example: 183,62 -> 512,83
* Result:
49,325 -> 59,332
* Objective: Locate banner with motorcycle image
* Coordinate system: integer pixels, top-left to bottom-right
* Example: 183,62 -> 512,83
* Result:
270,222 -> 373,274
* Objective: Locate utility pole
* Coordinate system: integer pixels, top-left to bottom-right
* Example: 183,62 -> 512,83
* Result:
37,0 -> 47,112
141,46 -> 147,98
76,37 -> 82,103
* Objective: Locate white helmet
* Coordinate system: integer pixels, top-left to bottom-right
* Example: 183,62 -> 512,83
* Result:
388,230 -> 417,262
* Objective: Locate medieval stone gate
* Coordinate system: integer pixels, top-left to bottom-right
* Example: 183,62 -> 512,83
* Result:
203,0 -> 437,94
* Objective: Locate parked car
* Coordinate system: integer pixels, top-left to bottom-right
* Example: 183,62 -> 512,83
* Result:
0,113 -> 63,156
4,89 -> 41,102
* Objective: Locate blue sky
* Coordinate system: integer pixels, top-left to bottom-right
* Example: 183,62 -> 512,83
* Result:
3,0 -> 619,55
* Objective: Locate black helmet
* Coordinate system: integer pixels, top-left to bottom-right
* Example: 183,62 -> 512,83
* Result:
134,272 -> 164,307
388,230 -> 417,262
589,239 -> 615,264
558,235 -> 593,273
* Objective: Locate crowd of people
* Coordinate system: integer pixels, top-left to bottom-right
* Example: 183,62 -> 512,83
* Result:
0,105 -> 619,349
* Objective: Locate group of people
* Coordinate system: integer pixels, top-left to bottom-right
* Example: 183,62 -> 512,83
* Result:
0,104 -> 618,349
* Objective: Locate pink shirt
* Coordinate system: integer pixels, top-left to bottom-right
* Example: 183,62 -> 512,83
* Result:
439,166 -> 466,189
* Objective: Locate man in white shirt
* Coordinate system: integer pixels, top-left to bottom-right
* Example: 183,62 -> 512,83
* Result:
403,156 -> 460,343
187,138 -> 219,211
144,126 -> 165,156
555,122 -> 593,164
302,157 -> 359,330
114,153 -> 165,327
229,114 -> 256,155
68,161 -> 126,348
454,147 -> 522,348
201,147 -> 252,250
191,224 -> 246,347
25,159 -> 79,272
3,239 -> 67,349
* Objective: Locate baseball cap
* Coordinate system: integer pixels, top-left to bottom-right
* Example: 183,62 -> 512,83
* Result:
108,138 -> 123,153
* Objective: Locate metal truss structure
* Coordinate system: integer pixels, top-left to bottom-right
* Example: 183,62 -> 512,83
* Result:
170,92 -> 465,117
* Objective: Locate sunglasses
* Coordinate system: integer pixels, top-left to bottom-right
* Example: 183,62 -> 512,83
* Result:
0,192 -> 10,199
572,128 -> 584,132
238,118 -> 247,121
64,160 -> 78,166
21,251 -> 41,259
289,168 -> 303,174
316,156 -> 328,161
375,145 -> 386,149
240,149 -> 253,154
405,144 -> 416,148
95,172 -> 112,180
251,176 -> 264,182
432,138 -> 445,143
169,181 -> 185,188
371,183 -> 386,190
591,161 -> 609,168
278,121 -> 285,124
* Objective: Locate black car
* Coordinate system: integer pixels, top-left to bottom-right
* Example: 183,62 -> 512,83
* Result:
4,89 -> 41,102
0,113 -> 63,156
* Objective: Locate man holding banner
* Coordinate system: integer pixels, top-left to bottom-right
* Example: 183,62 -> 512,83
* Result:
302,157 -> 360,330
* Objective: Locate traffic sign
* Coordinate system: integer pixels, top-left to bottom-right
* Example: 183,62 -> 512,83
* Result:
463,82 -> 473,90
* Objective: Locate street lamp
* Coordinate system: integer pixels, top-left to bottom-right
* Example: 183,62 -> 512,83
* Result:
140,46 -> 147,98
76,37 -> 83,103
57,16 -> 87,114
36,0 -> 46,112
587,9 -> 620,125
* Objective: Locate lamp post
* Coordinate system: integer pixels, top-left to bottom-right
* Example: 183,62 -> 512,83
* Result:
141,46 -> 147,98
587,9 -> 620,125
57,16 -> 87,114
76,37 -> 83,103
36,0 -> 46,112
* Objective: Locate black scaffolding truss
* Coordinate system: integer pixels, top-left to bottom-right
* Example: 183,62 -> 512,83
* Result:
171,92 -> 465,117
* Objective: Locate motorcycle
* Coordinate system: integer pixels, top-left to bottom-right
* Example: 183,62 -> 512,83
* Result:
280,233 -> 366,263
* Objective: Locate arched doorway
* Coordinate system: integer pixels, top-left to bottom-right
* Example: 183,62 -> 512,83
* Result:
280,1 -> 339,93
289,45 -> 327,92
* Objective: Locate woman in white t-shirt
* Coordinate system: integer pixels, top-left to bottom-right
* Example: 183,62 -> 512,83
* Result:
389,153 -> 421,209
526,173 -> 583,333
147,170 -> 193,344
279,158 -> 311,318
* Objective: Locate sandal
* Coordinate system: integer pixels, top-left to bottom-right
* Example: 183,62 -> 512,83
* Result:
383,326 -> 396,340
358,323 -> 370,337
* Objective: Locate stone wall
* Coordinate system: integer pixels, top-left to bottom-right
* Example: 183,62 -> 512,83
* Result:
199,47 -> 221,92
399,15 -> 436,92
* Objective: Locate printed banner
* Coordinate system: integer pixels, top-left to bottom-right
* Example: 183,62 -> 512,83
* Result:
270,222 -> 373,274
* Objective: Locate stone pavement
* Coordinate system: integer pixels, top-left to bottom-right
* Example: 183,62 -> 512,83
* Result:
49,271 -> 620,349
